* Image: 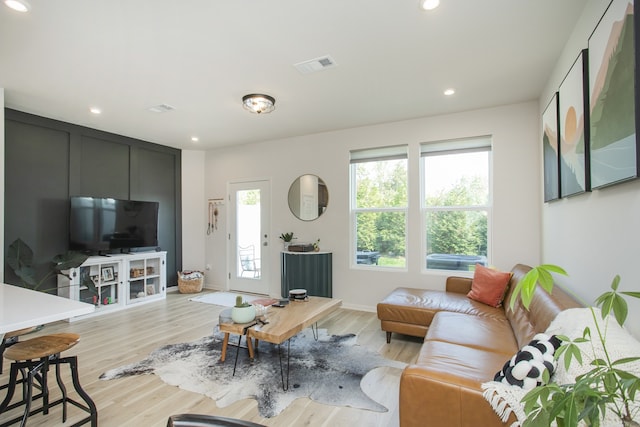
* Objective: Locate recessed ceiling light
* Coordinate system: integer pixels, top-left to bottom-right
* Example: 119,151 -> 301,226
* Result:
4,0 -> 30,12
89,107 -> 102,115
191,137 -> 199,143
420,0 -> 440,11
444,88 -> 455,96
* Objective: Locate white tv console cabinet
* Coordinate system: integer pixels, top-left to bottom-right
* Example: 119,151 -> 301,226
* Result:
58,251 -> 166,320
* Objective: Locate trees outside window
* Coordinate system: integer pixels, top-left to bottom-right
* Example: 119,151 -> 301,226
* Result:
422,138 -> 491,271
349,138 -> 491,272
350,147 -> 407,268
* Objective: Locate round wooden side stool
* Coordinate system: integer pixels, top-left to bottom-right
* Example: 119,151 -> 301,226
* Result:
0,327 -> 41,375
0,333 -> 97,427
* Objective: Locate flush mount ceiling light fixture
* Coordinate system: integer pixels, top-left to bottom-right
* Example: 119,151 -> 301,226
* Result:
4,0 -> 30,12
420,0 -> 440,11
242,94 -> 276,114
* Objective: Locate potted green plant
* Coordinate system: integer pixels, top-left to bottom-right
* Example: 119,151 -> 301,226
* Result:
279,232 -> 295,249
510,265 -> 640,427
231,295 -> 256,324
6,238 -> 95,295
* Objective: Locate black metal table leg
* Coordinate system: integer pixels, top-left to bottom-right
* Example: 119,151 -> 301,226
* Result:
232,334 -> 242,376
230,322 -> 258,377
277,339 -> 291,391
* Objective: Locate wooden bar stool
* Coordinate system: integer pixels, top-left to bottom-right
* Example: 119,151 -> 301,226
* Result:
0,333 -> 97,427
0,327 -> 41,375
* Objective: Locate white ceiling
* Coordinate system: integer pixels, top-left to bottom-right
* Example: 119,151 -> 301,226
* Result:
0,0 -> 587,150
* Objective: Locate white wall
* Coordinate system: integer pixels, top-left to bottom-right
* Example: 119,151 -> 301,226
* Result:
181,150 -> 207,274
204,101 -> 541,311
541,0 -> 640,338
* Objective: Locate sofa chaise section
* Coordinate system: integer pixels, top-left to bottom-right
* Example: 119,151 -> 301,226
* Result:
377,264 -> 582,427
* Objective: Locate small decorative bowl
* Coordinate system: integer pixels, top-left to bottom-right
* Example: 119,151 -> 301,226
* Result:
253,304 -> 268,317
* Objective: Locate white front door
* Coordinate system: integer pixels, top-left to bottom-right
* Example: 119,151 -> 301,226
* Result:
228,180 -> 270,295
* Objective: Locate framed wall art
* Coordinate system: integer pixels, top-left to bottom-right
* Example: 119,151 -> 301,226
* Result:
559,49 -> 591,197
542,92 -> 561,202
588,0 -> 640,189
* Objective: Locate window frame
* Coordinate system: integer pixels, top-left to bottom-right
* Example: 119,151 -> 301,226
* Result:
349,145 -> 409,270
420,137 -> 493,274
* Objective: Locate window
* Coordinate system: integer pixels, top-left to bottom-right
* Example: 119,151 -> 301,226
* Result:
350,145 -> 408,268
421,137 -> 491,272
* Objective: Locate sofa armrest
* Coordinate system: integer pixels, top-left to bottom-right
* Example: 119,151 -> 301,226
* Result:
445,276 -> 472,294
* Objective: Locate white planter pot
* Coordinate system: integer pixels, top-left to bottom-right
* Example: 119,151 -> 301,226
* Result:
231,305 -> 256,323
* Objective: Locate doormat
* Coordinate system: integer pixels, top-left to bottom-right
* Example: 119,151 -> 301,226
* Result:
100,329 -> 406,418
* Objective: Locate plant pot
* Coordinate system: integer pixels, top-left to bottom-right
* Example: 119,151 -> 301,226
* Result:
231,305 -> 256,324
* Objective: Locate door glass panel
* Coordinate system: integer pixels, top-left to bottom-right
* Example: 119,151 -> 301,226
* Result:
236,189 -> 261,279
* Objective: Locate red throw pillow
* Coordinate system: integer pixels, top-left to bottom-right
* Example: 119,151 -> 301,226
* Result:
467,264 -> 512,307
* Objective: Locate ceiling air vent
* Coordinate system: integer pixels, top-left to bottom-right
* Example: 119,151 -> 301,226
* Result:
148,104 -> 175,113
294,55 -> 337,75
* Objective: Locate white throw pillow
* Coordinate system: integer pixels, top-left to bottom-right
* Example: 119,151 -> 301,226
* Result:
493,333 -> 561,390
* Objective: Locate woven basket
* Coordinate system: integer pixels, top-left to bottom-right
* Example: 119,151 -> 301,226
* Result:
177,272 -> 204,294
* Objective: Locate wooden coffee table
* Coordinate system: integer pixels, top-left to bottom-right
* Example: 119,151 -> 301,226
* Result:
219,296 -> 342,389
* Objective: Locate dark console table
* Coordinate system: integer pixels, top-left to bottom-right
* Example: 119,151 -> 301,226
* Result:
280,251 -> 332,298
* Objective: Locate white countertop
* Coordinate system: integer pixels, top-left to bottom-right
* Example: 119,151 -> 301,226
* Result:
0,283 -> 95,334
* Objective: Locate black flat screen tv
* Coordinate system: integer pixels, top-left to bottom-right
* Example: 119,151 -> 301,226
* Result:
69,196 -> 159,253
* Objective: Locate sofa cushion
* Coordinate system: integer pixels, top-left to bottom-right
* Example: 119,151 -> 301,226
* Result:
426,312 -> 516,356
377,287 -> 507,329
467,264 -> 512,307
415,340 -> 509,387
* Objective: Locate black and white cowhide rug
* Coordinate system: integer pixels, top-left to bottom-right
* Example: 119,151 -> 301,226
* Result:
99,329 -> 405,418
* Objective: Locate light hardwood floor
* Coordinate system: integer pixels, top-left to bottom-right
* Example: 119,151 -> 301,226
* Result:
0,291 -> 422,427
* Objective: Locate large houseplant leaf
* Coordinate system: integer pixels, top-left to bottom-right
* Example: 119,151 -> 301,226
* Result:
6,238 -> 38,287
6,238 -> 90,292
52,251 -> 89,273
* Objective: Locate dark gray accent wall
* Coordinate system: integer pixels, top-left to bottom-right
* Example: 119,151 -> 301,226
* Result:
4,109 -> 182,290
76,135 -> 131,199
131,147 -> 181,286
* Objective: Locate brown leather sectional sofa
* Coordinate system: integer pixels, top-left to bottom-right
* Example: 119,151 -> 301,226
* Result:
377,264 -> 581,427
